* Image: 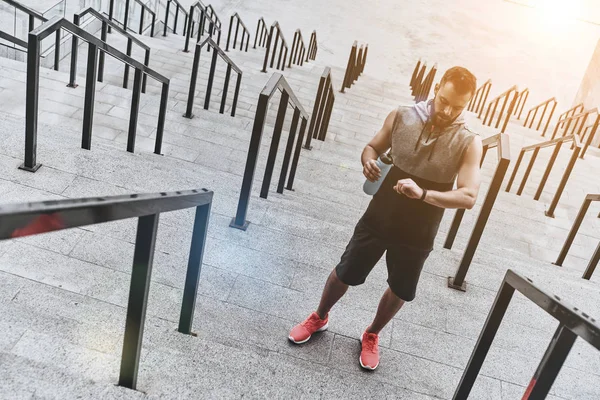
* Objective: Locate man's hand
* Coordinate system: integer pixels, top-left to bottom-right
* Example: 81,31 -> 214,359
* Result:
393,178 -> 424,199
363,159 -> 381,182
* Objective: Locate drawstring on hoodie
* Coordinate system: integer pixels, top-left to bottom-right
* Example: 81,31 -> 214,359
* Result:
413,100 -> 461,161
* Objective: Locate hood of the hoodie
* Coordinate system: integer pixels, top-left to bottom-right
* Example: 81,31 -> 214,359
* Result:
414,100 -> 465,129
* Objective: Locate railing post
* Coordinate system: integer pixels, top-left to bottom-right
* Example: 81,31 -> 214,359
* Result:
123,38 -> 133,88
118,213 -> 159,390
287,117 -> 308,191
163,0 -> 170,36
204,44 -> 219,110
175,5 -> 180,34
277,108 -> 301,194
67,15 -> 79,88
545,144 -> 580,218
154,81 -> 169,155
108,0 -> 114,33
220,64 -> 232,114
582,243 -> 600,280
231,94 -> 269,230
98,21 -> 108,82
554,198 -> 591,266
151,13 -> 156,37
260,92 -> 289,199
234,19 -> 240,50
261,25 -> 274,72
341,44 -> 356,93
452,280 -> 515,399
501,91 -> 517,133
21,33 -> 42,172
318,88 -> 335,141
28,15 -> 35,32
306,74 -> 325,150
124,0 -> 130,32
410,59 -> 421,88
581,115 -> 600,158
524,325 -> 576,399
254,19 -> 260,49
81,44 -> 98,151
517,147 -> 539,196
495,93 -> 510,129
139,7 -> 145,34
127,68 -> 143,153
53,31 -> 60,71
183,5 -> 194,52
141,50 -> 150,93
448,138 -> 510,291
184,43 -> 201,119
534,141 -> 562,201
226,15 -> 233,51
178,203 -> 211,334
517,90 -> 528,119
270,30 -> 280,69
231,73 -> 242,117
505,150 -> 524,192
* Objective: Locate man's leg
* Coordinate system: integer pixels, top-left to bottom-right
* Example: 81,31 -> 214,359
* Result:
366,287 -> 405,334
316,268 -> 349,319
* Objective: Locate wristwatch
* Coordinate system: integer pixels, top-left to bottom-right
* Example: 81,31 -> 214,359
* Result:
420,188 -> 428,201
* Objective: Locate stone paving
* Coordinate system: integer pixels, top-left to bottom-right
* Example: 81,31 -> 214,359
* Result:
1,1 -> 600,399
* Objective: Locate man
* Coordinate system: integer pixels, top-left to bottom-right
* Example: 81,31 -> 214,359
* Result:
288,66 -> 483,370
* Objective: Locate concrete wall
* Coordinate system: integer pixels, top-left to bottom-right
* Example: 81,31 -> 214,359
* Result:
573,39 -> 600,146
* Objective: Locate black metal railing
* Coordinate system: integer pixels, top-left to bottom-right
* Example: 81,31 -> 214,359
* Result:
70,7 -> 152,94
505,134 -> 582,218
231,73 -> 310,230
414,63 -> 437,103
0,189 -> 213,390
253,17 -> 268,49
306,30 -> 317,61
444,133 -> 511,291
304,67 -> 335,150
482,85 -> 519,133
183,1 -> 221,53
550,108 -> 597,142
554,194 -> 600,280
453,269 -> 600,400
340,41 -> 367,93
467,79 -> 492,117
524,97 -> 557,137
0,29 -> 28,49
1,0 -> 60,70
183,37 -> 242,118
410,60 -> 426,93
261,21 -> 288,72
512,87 -> 528,119
163,0 -> 188,36
225,12 -> 249,52
287,29 -> 306,68
22,16 -> 170,172
108,0 -> 156,36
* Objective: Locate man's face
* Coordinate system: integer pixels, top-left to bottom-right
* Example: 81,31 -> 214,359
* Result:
431,82 -> 473,128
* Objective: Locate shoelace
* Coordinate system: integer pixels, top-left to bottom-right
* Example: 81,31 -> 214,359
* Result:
363,334 -> 378,353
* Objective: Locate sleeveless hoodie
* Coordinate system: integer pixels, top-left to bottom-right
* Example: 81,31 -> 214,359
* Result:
361,100 -> 477,250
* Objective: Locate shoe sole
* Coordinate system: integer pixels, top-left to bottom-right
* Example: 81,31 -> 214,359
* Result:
359,334 -> 379,371
288,323 -> 329,344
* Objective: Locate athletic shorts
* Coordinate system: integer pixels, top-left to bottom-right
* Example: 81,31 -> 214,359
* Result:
335,219 -> 432,302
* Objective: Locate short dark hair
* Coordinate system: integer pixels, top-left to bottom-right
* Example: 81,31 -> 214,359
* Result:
439,67 -> 477,96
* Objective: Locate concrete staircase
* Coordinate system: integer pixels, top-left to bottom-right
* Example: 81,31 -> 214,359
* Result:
0,12 -> 600,399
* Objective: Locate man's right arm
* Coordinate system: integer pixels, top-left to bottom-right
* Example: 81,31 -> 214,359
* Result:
362,109 -> 397,182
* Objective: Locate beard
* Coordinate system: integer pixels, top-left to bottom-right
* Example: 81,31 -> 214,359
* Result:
431,112 -> 455,128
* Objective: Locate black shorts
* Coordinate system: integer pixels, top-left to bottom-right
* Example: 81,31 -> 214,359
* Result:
335,219 -> 432,302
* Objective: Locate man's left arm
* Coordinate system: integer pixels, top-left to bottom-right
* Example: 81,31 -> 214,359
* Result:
394,136 -> 483,209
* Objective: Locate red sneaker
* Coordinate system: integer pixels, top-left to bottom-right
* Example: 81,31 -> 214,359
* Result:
360,331 -> 380,370
288,312 -> 329,344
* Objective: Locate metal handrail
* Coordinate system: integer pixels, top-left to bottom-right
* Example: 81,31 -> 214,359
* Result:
226,12 -> 250,52
304,67 -> 335,150
551,108 -> 598,140
524,96 -> 557,137
557,103 -> 584,125
454,269 -> 600,399
1,0 -> 61,71
580,117 -> 600,158
482,85 -> 518,132
22,16 -> 170,173
231,73 -> 310,230
505,134 -> 582,218
108,0 -> 156,36
411,61 -> 426,95
414,63 -> 437,103
512,87 -> 529,119
288,29 -> 306,68
306,30 -> 317,61
70,7 -> 152,93
184,37 -> 243,118
0,188 -> 213,390
183,1 -> 221,52
340,40 -> 368,93
253,17 -> 268,49
0,29 -> 28,48
163,0 -> 189,36
261,21 -> 289,72
444,133 -> 511,291
554,194 -> 600,280
467,79 -> 491,116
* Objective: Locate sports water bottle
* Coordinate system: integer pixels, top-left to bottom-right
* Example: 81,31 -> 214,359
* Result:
363,152 -> 393,195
